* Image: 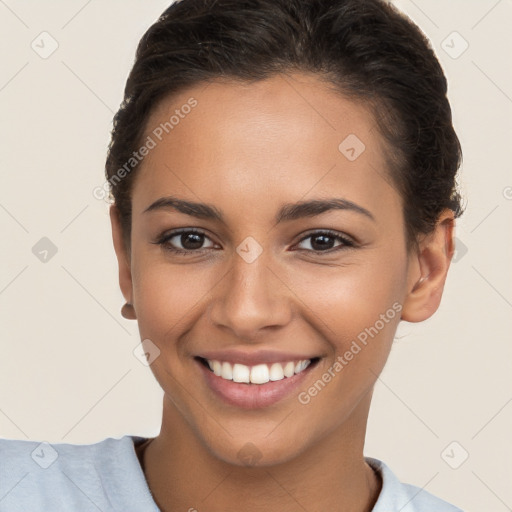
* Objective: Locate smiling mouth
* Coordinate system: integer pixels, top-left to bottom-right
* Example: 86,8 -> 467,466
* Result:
195,356 -> 321,385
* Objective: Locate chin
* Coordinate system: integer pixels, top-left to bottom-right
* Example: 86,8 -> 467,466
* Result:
204,431 -> 312,469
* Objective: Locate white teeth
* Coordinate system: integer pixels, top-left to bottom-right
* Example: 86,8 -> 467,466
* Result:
212,360 -> 222,376
269,363 -> 284,381
295,360 -> 311,373
221,361 -> 233,380
232,363 -> 250,383
283,361 -> 295,378
250,364 -> 270,384
204,358 -> 314,385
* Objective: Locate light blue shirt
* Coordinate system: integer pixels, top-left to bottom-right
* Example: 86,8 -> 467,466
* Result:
0,435 -> 463,511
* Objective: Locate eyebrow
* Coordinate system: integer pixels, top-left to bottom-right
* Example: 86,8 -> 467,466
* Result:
143,196 -> 375,223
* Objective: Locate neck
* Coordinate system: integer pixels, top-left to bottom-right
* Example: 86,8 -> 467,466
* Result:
140,394 -> 381,512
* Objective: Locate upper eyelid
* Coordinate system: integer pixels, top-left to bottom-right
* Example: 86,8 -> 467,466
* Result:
157,228 -> 217,247
298,229 -> 354,242
158,228 -> 214,242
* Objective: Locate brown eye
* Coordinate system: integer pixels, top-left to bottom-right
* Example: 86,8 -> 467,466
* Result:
155,229 -> 217,255
296,230 -> 354,253
176,232 -> 205,250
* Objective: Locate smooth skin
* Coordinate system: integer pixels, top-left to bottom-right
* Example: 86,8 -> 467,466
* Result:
110,72 -> 455,512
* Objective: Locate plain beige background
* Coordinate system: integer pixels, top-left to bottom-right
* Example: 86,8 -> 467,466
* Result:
0,1 -> 511,510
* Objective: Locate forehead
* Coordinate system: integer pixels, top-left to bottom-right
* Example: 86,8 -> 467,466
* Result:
132,72 -> 399,221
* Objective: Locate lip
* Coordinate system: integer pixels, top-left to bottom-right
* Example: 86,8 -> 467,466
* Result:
196,349 -> 320,366
195,356 -> 321,409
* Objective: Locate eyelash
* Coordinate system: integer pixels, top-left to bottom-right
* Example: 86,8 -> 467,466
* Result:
153,228 -> 356,256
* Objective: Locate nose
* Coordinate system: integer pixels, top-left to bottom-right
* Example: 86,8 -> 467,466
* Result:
208,250 -> 293,340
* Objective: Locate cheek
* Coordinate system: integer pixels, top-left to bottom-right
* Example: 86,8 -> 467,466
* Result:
290,266 -> 403,422
131,254 -> 212,341
288,255 -> 405,342
286,255 -> 406,409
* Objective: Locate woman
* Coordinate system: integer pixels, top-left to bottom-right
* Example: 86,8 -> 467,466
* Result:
0,0 -> 464,510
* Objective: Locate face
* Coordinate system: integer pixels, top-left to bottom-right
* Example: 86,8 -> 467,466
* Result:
112,72 -> 448,467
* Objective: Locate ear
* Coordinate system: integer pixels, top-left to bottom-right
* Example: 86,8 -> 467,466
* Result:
401,209 -> 455,322
110,205 -> 135,318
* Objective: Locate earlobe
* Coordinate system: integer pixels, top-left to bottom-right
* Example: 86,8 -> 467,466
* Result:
121,302 -> 137,320
401,210 -> 455,323
110,205 -> 136,318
